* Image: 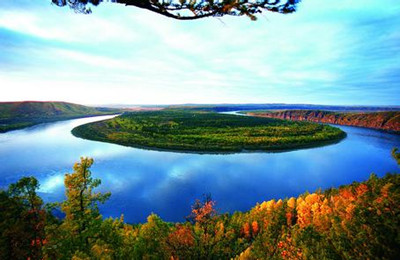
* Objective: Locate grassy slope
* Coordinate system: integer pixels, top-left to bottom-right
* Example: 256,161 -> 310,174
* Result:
248,110 -> 400,133
72,110 -> 346,153
0,101 -> 120,133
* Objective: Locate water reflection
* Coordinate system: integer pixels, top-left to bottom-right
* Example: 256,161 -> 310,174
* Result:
0,116 -> 399,223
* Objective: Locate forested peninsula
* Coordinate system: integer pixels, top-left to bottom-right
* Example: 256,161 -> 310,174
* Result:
0,101 -> 120,133
72,110 -> 346,153
247,110 -> 400,133
1,150 -> 400,259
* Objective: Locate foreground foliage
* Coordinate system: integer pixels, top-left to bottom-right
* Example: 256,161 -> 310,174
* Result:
72,110 -> 345,153
1,151 -> 399,259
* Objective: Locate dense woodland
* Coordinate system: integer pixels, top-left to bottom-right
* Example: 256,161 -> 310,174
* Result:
1,149 -> 399,259
0,102 -> 119,133
72,110 -> 345,153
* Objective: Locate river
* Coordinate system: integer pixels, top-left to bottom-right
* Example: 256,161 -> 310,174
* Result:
0,114 -> 399,223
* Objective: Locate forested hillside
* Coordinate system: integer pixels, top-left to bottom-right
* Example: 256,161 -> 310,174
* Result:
1,150 -> 399,259
248,110 -> 400,133
0,101 -> 120,132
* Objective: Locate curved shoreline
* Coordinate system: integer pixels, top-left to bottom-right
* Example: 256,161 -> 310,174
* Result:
71,130 -> 346,155
0,113 -> 120,133
71,111 -> 347,154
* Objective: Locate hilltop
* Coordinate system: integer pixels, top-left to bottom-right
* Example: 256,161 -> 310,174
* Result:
0,101 -> 120,132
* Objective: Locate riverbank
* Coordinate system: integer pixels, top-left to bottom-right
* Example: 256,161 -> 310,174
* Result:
0,113 -> 123,133
246,110 -> 400,133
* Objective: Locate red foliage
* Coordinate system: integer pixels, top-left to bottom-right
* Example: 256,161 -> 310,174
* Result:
168,225 -> 195,247
251,221 -> 259,235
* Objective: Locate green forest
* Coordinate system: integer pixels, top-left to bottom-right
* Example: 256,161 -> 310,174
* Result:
1,149 -> 399,259
72,110 -> 346,153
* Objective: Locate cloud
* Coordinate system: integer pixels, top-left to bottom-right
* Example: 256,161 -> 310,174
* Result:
0,2 -> 138,43
0,0 -> 399,105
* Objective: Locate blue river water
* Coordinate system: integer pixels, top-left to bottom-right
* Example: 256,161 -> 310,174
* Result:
0,115 -> 399,223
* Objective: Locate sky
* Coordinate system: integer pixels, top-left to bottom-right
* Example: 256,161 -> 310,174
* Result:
0,0 -> 399,106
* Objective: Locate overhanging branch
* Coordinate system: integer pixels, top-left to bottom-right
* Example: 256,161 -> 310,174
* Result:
52,0 -> 301,20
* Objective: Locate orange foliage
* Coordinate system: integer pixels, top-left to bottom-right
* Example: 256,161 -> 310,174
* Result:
287,197 -> 296,209
296,194 -> 323,228
286,212 -> 293,226
277,235 -> 303,260
242,222 -> 251,238
191,200 -> 216,223
168,225 -> 195,247
296,193 -> 334,231
355,183 -> 369,197
258,199 -> 275,213
251,221 -> 259,235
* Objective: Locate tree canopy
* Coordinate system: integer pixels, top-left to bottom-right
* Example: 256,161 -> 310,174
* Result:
51,0 -> 301,20
1,154 -> 400,259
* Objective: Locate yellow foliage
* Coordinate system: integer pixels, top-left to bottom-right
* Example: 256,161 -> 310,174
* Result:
259,199 -> 275,212
234,246 -> 253,260
275,199 -> 283,209
287,197 -> 296,209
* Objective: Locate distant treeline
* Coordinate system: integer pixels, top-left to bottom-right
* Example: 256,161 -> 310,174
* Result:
72,110 -> 345,153
248,110 -> 400,133
1,150 -> 400,259
0,101 -> 120,133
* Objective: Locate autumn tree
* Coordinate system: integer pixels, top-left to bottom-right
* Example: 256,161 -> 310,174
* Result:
187,193 -> 217,224
45,157 -> 110,258
167,223 -> 196,259
52,0 -> 301,20
0,177 -> 46,260
186,194 -> 227,258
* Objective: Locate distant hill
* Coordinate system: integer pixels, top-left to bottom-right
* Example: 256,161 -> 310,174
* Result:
0,101 -> 120,132
248,110 -> 400,133
172,103 -> 400,112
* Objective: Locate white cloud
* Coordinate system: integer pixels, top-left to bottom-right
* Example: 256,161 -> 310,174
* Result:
0,0 -> 399,105
0,4 -> 138,43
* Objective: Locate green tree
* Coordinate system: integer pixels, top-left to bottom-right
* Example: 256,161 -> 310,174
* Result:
52,0 -> 300,20
45,157 -> 110,258
135,214 -> 170,259
392,148 -> 400,166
